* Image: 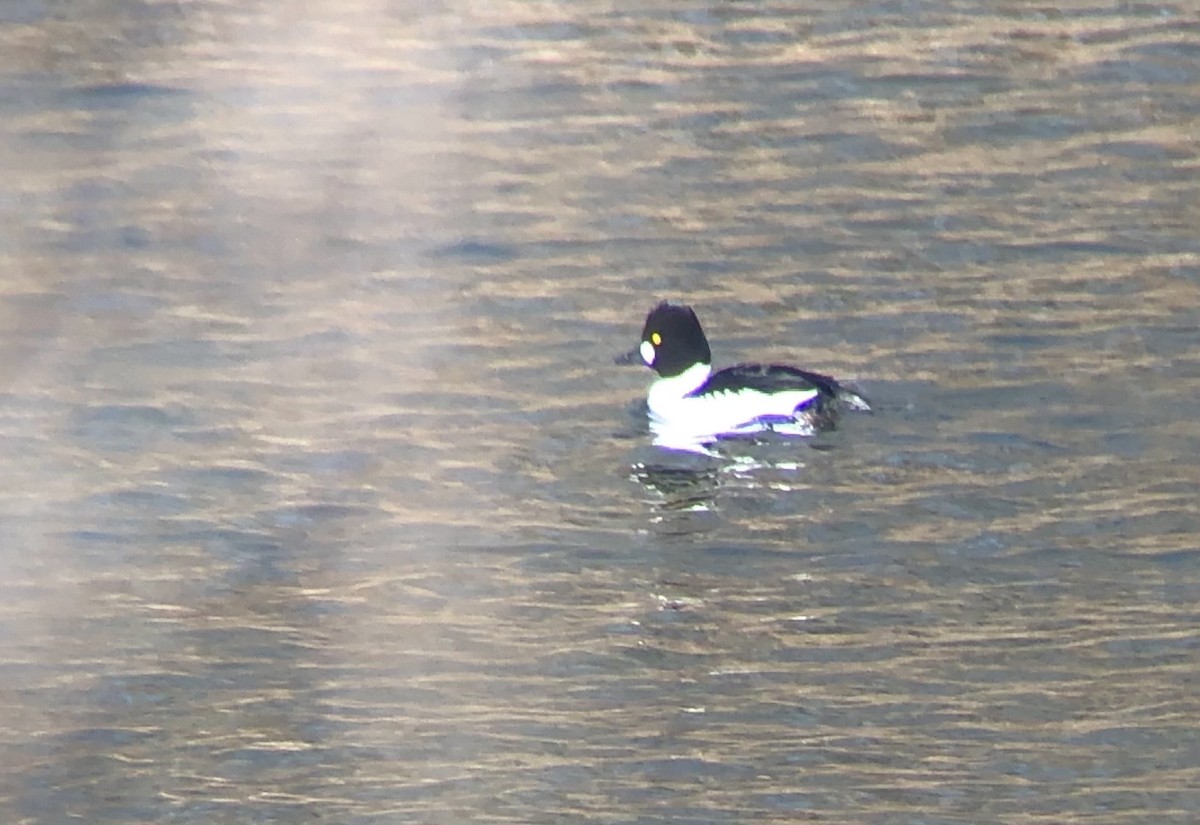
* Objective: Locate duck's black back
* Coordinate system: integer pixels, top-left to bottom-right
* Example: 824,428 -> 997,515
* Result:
692,363 -> 843,398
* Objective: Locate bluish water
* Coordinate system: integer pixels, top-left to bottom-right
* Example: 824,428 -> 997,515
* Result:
2,1 -> 1200,822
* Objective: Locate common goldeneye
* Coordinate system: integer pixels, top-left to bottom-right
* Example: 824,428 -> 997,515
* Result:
617,301 -> 869,450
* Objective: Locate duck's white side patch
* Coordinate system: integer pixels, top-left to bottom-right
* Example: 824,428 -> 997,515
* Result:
647,365 -> 819,449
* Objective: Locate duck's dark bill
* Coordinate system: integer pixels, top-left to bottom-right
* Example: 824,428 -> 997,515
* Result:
614,346 -> 642,365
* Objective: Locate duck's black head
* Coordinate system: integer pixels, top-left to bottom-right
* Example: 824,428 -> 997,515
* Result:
616,301 -> 712,378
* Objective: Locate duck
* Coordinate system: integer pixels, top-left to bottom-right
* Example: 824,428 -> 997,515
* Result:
617,301 -> 868,450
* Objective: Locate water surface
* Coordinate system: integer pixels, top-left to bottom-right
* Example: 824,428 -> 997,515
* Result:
2,1 -> 1200,822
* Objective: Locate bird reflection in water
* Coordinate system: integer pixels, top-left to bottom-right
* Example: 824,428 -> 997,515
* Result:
628,438 -> 819,529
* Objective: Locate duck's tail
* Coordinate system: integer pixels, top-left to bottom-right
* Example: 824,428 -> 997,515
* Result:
836,385 -> 871,412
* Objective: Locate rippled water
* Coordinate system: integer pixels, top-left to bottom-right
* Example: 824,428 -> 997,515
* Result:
3,1 -> 1200,822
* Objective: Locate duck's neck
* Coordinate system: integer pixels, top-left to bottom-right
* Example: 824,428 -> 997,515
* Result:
648,362 -> 712,408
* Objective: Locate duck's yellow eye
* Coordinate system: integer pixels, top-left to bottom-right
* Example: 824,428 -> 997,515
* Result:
651,332 -> 662,346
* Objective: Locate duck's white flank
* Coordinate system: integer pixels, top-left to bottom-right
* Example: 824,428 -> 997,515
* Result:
646,361 -> 819,448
